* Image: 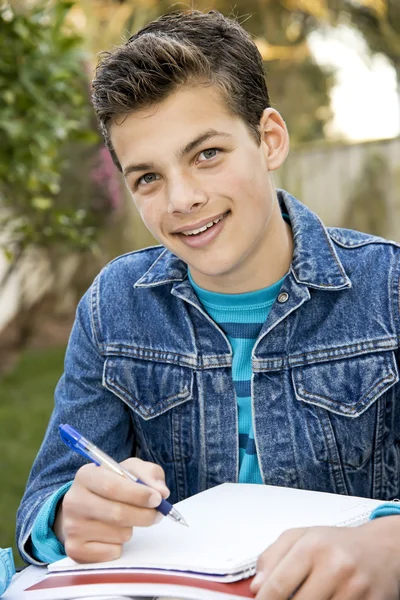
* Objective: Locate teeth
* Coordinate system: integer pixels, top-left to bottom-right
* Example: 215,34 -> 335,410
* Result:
183,215 -> 224,236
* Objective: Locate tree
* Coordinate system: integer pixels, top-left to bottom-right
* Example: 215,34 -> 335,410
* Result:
0,0 -> 124,369
0,0 -> 107,286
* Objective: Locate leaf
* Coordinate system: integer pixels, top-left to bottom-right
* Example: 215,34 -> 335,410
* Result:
31,197 -> 53,210
57,215 -> 71,226
0,6 -> 14,23
3,248 -> 14,262
13,21 -> 30,40
0,119 -> 24,139
52,1 -> 75,35
3,90 -> 15,104
48,182 -> 61,195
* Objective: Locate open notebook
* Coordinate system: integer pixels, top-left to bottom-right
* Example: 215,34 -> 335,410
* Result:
24,483 -> 388,599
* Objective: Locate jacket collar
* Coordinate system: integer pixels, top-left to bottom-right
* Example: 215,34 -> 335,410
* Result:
134,189 -> 351,291
281,190 -> 351,290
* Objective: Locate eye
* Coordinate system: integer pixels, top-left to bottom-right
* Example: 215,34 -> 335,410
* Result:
198,148 -> 219,162
137,173 -> 159,186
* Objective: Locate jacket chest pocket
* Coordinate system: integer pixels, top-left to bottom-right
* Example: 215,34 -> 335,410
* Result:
103,356 -> 194,464
291,351 -> 399,470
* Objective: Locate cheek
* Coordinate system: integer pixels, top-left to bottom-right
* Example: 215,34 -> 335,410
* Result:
226,155 -> 267,193
137,203 -> 165,238
229,173 -> 266,207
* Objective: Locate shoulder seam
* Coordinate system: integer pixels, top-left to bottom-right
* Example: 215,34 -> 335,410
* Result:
328,229 -> 400,250
89,273 -> 102,348
105,244 -> 164,268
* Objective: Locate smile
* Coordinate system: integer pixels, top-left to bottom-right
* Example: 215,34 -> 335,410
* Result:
182,214 -> 225,236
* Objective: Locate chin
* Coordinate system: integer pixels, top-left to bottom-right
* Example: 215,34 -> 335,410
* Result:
191,264 -> 236,280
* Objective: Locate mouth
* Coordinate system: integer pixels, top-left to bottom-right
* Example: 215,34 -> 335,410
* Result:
173,211 -> 229,236
174,211 -> 229,248
181,214 -> 226,236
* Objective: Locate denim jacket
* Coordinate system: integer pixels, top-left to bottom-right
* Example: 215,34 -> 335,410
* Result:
17,190 -> 400,564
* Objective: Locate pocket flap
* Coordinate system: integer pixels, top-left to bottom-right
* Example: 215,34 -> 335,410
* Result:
103,356 -> 193,420
292,351 -> 398,417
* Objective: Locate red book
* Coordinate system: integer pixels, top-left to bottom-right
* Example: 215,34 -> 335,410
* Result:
25,570 -> 255,599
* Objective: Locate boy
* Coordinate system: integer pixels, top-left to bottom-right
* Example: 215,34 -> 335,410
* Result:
17,10 -> 400,599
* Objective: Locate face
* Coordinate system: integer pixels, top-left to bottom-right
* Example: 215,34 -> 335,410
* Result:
110,84 -> 291,293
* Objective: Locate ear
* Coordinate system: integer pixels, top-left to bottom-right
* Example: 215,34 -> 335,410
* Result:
259,108 -> 289,171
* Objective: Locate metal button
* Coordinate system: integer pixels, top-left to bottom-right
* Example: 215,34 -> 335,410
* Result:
277,292 -> 289,303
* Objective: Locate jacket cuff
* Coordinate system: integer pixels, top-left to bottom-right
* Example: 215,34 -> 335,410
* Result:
370,503 -> 400,520
30,482 -> 72,564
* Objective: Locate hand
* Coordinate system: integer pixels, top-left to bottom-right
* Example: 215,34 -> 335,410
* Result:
54,457 -> 169,564
250,516 -> 400,599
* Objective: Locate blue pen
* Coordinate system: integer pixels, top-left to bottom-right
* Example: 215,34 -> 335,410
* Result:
59,424 -> 188,527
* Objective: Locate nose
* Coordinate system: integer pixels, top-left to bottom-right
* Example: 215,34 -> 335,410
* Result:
167,174 -> 208,214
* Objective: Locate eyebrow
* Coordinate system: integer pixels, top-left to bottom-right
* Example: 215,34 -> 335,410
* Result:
122,129 -> 232,179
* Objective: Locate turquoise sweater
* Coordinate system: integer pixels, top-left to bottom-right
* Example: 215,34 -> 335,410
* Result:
189,271 -> 285,483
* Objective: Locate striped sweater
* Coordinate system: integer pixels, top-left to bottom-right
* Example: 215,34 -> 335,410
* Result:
188,273 -> 285,483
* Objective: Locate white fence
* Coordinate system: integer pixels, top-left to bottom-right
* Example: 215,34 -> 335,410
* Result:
275,136 -> 400,241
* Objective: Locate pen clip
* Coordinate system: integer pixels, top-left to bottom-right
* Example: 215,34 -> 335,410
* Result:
59,424 -> 100,466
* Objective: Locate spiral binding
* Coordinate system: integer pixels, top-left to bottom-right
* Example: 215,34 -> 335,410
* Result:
334,511 -> 372,527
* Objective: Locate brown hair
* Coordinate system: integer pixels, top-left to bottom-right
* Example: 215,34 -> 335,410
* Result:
92,10 -> 270,171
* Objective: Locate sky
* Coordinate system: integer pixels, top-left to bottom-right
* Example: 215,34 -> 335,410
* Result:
308,25 -> 400,142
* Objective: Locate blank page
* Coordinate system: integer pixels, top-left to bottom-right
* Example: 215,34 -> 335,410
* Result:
49,483 -> 385,577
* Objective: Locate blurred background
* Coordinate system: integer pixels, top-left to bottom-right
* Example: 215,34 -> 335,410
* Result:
1,0 -> 399,565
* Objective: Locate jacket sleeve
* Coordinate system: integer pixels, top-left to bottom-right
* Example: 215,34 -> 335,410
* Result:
16,280 -> 136,565
30,482 -> 72,563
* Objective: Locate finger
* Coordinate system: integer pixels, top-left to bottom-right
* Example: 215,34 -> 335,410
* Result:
121,458 -> 170,497
285,565 -> 337,600
251,528 -> 307,593
74,463 -> 164,508
64,486 -> 162,528
330,575 -> 369,600
65,538 -> 123,564
291,565 -> 369,600
255,536 -> 313,600
63,518 -> 134,546
294,548 -> 371,600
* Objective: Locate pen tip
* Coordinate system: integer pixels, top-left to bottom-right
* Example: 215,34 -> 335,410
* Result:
169,507 -> 189,527
175,513 -> 189,527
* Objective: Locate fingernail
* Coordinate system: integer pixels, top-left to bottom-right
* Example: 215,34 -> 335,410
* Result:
148,493 -> 161,508
250,572 -> 265,591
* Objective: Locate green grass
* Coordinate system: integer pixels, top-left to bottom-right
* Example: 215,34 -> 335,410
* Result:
0,346 -> 66,566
